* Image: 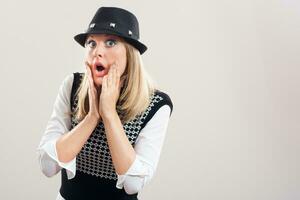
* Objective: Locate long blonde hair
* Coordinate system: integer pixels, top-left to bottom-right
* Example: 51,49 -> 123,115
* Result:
71,42 -> 156,124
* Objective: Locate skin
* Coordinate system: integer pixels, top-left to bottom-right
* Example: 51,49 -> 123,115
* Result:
85,34 -> 127,120
56,34 -> 136,176
85,34 -> 127,88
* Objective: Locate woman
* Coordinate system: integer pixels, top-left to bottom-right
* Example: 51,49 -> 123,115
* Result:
37,6 -> 173,200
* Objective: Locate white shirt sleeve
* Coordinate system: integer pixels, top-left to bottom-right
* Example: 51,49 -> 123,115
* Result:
36,73 -> 76,179
115,105 -> 172,195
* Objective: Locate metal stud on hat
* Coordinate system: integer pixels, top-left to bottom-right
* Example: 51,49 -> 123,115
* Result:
89,23 -> 95,28
109,22 -> 116,28
128,30 -> 132,36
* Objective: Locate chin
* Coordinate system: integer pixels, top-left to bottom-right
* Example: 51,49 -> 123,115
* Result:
94,81 -> 101,88
92,77 -> 102,88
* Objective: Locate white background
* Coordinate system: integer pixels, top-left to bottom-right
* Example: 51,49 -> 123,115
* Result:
0,0 -> 299,199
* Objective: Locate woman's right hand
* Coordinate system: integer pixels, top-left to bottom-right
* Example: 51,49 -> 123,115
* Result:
85,61 -> 101,122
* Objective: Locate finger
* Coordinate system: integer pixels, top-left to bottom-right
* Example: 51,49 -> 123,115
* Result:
86,64 -> 93,84
102,75 -> 107,91
112,64 -> 119,87
118,75 -> 122,92
85,66 -> 94,106
111,65 -> 116,87
87,67 -> 96,90
85,66 -> 93,90
85,63 -> 97,97
85,64 -> 91,87
108,65 -> 114,87
116,66 -> 121,78
85,66 -> 93,101
115,67 -> 120,81
114,67 -> 120,89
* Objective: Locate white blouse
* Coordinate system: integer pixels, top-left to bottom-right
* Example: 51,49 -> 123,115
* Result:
36,73 -> 172,199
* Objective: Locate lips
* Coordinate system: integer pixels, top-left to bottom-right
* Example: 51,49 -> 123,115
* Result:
92,60 -> 108,77
93,60 -> 106,70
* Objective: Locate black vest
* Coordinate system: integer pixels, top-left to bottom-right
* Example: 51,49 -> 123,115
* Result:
59,72 -> 173,200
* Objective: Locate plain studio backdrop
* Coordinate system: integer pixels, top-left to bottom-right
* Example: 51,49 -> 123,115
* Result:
0,0 -> 299,199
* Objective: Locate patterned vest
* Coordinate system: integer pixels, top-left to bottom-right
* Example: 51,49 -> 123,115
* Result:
59,72 -> 173,200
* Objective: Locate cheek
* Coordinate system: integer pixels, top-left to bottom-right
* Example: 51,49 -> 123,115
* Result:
118,59 -> 127,75
84,51 -> 93,62
114,48 -> 127,75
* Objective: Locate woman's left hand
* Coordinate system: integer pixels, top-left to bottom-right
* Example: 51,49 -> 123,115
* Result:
99,63 -> 124,119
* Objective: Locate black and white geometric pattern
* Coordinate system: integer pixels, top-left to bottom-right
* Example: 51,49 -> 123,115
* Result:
70,73 -> 166,180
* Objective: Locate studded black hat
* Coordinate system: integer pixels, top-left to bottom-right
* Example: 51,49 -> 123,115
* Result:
74,7 -> 147,54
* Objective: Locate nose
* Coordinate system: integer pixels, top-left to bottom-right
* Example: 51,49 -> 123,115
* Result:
95,43 -> 105,58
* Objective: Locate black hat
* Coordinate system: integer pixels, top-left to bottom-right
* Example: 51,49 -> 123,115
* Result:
74,7 -> 147,54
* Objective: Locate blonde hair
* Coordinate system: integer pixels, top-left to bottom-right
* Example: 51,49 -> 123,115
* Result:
71,42 -> 156,124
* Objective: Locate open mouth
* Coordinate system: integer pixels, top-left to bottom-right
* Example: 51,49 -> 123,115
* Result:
96,65 -> 105,71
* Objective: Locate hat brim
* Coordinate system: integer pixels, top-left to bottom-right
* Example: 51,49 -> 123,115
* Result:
74,30 -> 147,54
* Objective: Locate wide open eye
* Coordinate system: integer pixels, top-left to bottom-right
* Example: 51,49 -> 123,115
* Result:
85,39 -> 97,48
105,39 -> 117,47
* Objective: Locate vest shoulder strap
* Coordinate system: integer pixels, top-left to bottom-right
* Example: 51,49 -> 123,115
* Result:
139,89 -> 174,130
70,72 -> 83,110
